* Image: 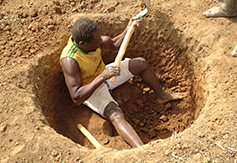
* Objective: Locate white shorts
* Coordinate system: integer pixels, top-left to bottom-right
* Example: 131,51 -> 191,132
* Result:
83,58 -> 134,117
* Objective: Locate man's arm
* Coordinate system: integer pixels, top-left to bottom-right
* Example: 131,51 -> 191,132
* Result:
100,19 -> 136,51
61,57 -> 119,104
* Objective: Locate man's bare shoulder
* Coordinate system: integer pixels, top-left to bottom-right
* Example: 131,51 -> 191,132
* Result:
100,35 -> 117,51
61,57 -> 80,74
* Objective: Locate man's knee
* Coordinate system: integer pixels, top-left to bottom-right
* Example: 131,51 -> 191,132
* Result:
109,110 -> 125,123
129,57 -> 149,75
104,102 -> 125,122
138,57 -> 149,70
134,57 -> 147,65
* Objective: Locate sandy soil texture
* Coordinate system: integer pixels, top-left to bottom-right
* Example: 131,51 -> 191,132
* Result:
0,0 -> 237,162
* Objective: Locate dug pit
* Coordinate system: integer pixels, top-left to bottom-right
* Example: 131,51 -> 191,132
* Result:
28,14 -> 206,150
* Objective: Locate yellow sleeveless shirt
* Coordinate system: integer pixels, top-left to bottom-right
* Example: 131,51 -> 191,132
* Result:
60,36 -> 106,86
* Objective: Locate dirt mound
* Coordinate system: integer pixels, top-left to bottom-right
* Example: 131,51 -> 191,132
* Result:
1,0 -> 237,162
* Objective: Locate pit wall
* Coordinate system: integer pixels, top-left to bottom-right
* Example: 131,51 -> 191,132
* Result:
28,13 -> 207,149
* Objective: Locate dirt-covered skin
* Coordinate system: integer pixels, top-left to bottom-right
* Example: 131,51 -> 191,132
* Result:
0,0 -> 237,162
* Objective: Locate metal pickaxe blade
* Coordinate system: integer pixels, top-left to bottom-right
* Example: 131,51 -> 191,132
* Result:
135,0 -> 150,19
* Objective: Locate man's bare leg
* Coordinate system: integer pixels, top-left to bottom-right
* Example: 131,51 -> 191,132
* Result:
128,57 -> 184,104
104,102 -> 144,148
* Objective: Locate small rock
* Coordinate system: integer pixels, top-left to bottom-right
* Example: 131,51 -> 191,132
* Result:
143,87 -> 150,93
143,87 -> 150,92
51,149 -> 59,157
160,115 -> 168,122
0,45 -> 4,50
72,8 -> 78,12
48,25 -> 55,30
46,19 -> 55,25
139,122 -> 144,127
29,7 -> 37,17
3,26 -> 11,31
52,0 -> 60,6
3,16 -> 8,19
0,40 -> 7,45
22,11 -> 28,18
16,11 -> 23,18
15,51 -> 22,56
56,17 -> 62,24
133,119 -> 140,125
90,0 -> 100,4
21,18 -> 28,24
61,8 -> 66,14
136,99 -> 143,105
0,124 -> 8,132
9,40 -> 16,46
164,103 -> 172,110
211,116 -> 218,122
18,30 -> 24,36
95,4 -> 102,10
71,1 -> 76,6
30,48 -> 37,54
181,142 -> 189,149
21,36 -> 26,41
148,129 -> 156,138
197,132 -> 205,138
54,6 -> 61,13
61,0 -> 67,5
101,138 -> 109,145
140,127 -> 149,133
192,153 -> 202,161
79,1 -> 87,9
3,50 -> 11,57
210,134 -> 217,140
164,149 -> 172,155
28,22 -> 40,32
106,5 -> 116,13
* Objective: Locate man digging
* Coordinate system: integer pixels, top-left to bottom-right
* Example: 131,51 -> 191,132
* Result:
60,17 -> 184,148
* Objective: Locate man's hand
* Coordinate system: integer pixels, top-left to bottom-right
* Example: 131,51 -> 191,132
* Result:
127,17 -> 143,30
101,66 -> 121,80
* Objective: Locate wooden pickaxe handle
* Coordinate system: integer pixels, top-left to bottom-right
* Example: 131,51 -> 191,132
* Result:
77,124 -> 102,148
110,21 -> 137,83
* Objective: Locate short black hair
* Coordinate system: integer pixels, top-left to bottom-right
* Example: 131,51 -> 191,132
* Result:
72,18 -> 99,43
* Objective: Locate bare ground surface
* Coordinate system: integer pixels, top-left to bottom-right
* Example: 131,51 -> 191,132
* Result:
0,0 -> 237,162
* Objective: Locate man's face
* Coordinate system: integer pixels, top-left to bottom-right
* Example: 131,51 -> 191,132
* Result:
82,30 -> 102,53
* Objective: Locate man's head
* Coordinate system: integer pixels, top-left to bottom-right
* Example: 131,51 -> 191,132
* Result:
72,18 -> 102,53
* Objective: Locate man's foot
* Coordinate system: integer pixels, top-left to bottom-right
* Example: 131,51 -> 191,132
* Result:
156,92 -> 184,104
203,6 -> 226,17
231,45 -> 237,57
